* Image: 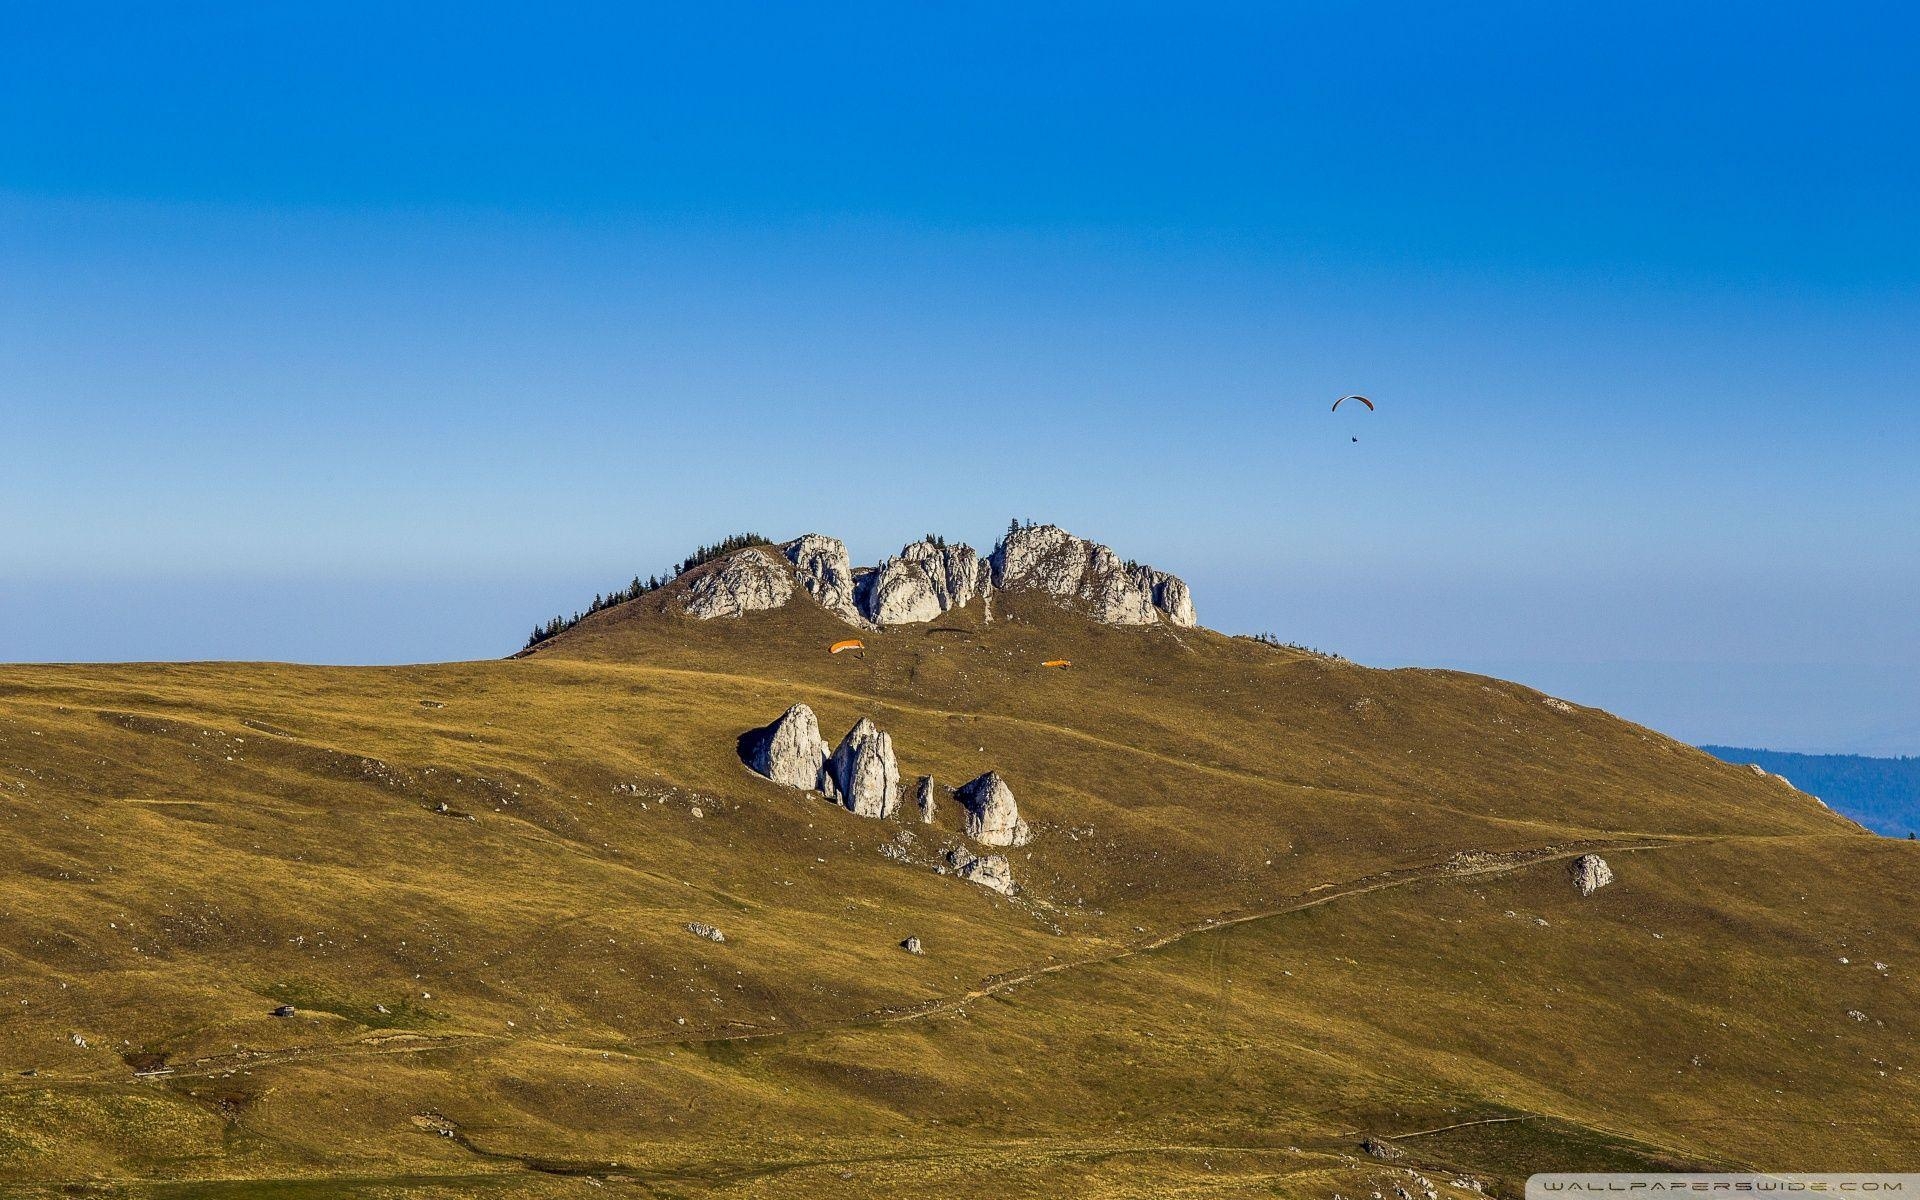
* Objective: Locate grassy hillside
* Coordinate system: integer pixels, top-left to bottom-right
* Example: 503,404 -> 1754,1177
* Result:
0,573 -> 1904,1198
1703,745 -> 1920,838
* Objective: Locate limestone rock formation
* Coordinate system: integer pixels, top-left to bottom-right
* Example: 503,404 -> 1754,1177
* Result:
1570,854 -> 1614,896
1152,573 -> 1196,627
857,538 -> 991,626
782,534 -> 872,627
900,935 -> 924,955
956,771 -> 1031,847
989,523 -> 1194,627
746,704 -> 830,791
684,922 -> 727,943
945,846 -> 1015,895
915,776 -> 936,824
830,718 -> 900,819
682,546 -> 793,619
658,524 -> 1195,630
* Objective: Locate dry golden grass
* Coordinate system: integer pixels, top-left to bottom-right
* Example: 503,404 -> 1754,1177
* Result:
0,580 -> 1901,1197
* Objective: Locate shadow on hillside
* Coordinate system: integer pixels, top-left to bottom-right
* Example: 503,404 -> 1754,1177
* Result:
736,720 -> 775,771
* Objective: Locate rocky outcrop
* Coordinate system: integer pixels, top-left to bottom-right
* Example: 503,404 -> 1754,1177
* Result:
989,524 -> 1194,627
915,776 -> 936,824
900,935 -> 924,955
1152,573 -> 1196,627
684,922 -> 727,943
743,707 -> 897,819
858,538 -> 991,626
830,718 -> 900,819
746,704 -> 830,791
956,771 -> 1031,847
782,535 -> 872,627
664,523 -> 1194,630
1570,854 -> 1614,896
682,547 -> 793,619
945,846 -> 1014,895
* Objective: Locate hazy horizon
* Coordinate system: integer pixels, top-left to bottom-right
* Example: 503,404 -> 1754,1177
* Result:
4,4 -> 1915,756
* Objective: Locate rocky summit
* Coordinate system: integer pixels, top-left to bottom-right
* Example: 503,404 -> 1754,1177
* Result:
680,523 -> 1195,630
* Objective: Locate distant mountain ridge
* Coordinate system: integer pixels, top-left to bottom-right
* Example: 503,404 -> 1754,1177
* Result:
1702,745 -> 1920,837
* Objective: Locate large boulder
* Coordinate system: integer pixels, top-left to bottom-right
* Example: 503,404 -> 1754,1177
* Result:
682,547 -> 793,619
945,846 -> 1014,896
830,718 -> 900,819
783,535 -> 872,627
915,776 -> 937,824
857,538 -> 991,626
955,771 -> 1031,847
989,524 -> 1194,627
746,704 -> 829,791
1570,854 -> 1615,896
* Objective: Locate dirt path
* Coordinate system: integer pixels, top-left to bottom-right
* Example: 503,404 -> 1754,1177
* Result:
651,837 -> 1683,1047
84,838 -> 1677,1086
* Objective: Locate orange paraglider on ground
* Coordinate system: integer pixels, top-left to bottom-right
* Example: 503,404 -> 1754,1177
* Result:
1041,659 -> 1071,669
829,639 -> 865,657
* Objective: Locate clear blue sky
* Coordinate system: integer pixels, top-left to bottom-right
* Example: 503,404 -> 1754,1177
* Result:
3,3 -> 1916,753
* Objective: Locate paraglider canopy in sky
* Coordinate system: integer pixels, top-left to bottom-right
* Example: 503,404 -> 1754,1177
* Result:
1331,395 -> 1374,412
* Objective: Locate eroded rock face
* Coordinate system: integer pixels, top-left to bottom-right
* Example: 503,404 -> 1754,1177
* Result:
915,776 -> 936,824
956,771 -> 1030,847
747,704 -> 829,791
830,718 -> 900,819
1152,573 -> 1196,627
783,535 -> 872,627
1570,854 -> 1614,896
989,524 -> 1194,627
1085,547 -> 1159,625
662,525 -> 1195,630
682,547 -> 793,619
945,846 -> 1014,895
991,524 -> 1091,597
858,538 -> 991,626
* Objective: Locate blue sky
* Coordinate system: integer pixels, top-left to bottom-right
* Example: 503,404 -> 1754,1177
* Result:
2,3 -> 1916,753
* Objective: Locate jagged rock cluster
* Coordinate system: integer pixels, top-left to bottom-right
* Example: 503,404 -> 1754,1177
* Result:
990,523 -> 1195,627
746,704 -> 899,818
863,538 -> 990,625
680,524 -> 1195,629
742,703 -> 1033,894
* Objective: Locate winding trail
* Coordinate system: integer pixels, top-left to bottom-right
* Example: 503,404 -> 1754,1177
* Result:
640,837 -> 1683,1048
94,837 -> 1681,1087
